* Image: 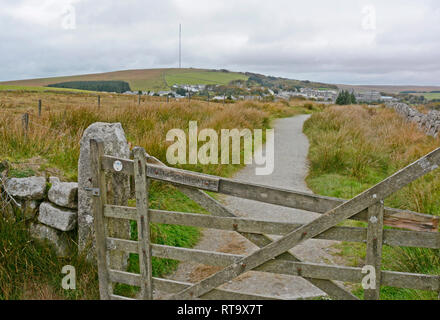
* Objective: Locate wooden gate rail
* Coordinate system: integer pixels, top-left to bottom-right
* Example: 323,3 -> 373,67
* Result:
91,139 -> 440,300
98,143 -> 355,300
140,154 -> 356,300
104,206 -> 440,249
103,238 -> 440,292
165,147 -> 440,300
101,155 -> 439,232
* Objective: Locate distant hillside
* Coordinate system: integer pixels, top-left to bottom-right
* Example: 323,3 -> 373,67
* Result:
244,72 -> 338,91
3,68 -> 438,95
0,68 -> 338,93
337,84 -> 440,95
0,68 -> 248,92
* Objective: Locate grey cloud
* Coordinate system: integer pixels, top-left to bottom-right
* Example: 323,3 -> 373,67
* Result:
0,0 -> 439,85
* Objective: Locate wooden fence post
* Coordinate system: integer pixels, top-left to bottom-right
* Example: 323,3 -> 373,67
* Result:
138,93 -> 141,105
133,147 -> 153,299
98,95 -> 101,108
90,139 -> 111,300
22,113 -> 29,135
364,200 -> 384,300
38,100 -> 42,117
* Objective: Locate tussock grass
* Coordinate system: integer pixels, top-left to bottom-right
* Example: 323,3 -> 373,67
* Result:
304,105 -> 440,300
0,215 -> 99,300
0,91 -> 312,299
0,91 -> 307,180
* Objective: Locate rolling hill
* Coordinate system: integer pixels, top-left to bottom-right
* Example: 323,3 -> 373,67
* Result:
0,68 -> 341,93
0,68 -> 248,92
7,68 -> 436,95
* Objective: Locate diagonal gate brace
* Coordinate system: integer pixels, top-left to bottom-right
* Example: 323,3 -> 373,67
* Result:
168,147 -> 440,300
148,155 -> 356,299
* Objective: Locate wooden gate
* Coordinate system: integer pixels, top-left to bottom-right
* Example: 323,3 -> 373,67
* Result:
89,139 -> 440,300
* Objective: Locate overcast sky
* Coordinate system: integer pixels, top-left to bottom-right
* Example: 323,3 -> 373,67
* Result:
1,0 -> 439,85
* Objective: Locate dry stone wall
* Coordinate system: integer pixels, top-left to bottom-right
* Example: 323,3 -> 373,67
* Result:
2,122 -> 131,266
387,102 -> 440,138
5,176 -> 78,257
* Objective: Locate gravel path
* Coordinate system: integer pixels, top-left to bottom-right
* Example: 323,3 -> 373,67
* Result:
162,115 -> 341,300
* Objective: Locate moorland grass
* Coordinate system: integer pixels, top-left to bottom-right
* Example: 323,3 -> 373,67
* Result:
304,105 -> 440,300
0,91 -> 317,299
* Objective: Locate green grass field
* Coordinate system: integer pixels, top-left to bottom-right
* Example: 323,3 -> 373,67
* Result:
421,92 -> 440,100
409,92 -> 440,101
0,85 -> 91,93
165,70 -> 248,86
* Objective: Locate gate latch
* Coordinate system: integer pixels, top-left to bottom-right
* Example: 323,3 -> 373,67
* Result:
85,187 -> 101,197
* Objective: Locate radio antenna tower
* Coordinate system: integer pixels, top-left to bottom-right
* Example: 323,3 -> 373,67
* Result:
179,24 -> 182,68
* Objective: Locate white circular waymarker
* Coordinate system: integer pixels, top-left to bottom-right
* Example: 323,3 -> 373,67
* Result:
113,160 -> 123,172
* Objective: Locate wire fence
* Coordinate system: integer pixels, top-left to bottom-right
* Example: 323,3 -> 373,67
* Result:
0,109 -> 70,138
0,175 -> 20,213
0,110 -> 68,214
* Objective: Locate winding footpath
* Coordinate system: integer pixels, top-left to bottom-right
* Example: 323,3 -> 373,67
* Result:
163,115 -> 342,300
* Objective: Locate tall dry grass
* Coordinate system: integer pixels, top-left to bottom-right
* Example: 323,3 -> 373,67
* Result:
304,105 -> 440,300
0,90 -> 316,299
0,91 -> 306,179
305,105 -> 440,213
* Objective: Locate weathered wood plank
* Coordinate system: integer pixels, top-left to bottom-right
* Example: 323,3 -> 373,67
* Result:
164,186 -> 358,301
154,278 -> 284,300
219,180 -> 439,232
108,260 -> 440,293
257,260 -> 440,291
102,155 -> 220,191
107,238 -> 241,266
364,202 -> 384,300
105,238 -> 440,292
381,271 -> 440,291
101,155 -> 439,232
200,288 -> 283,300
110,294 -> 136,301
168,147 -> 440,299
150,209 -> 301,235
133,148 -> 153,300
104,204 -> 137,220
358,207 -> 438,232
109,270 -> 141,287
152,244 -> 241,266
107,238 -> 138,253
101,155 -> 134,176
90,139 -> 111,300
210,258 -> 440,292
108,271 -> 283,300
104,206 -> 440,249
154,278 -> 316,300
106,151 -> 360,300
147,164 -> 220,192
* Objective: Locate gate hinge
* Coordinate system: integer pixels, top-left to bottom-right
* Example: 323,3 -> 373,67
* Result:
85,187 -> 101,197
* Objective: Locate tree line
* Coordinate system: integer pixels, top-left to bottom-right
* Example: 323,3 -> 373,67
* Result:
336,90 -> 357,105
47,81 -> 131,93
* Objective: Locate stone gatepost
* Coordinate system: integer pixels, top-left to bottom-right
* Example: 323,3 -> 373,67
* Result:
78,122 -> 131,269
